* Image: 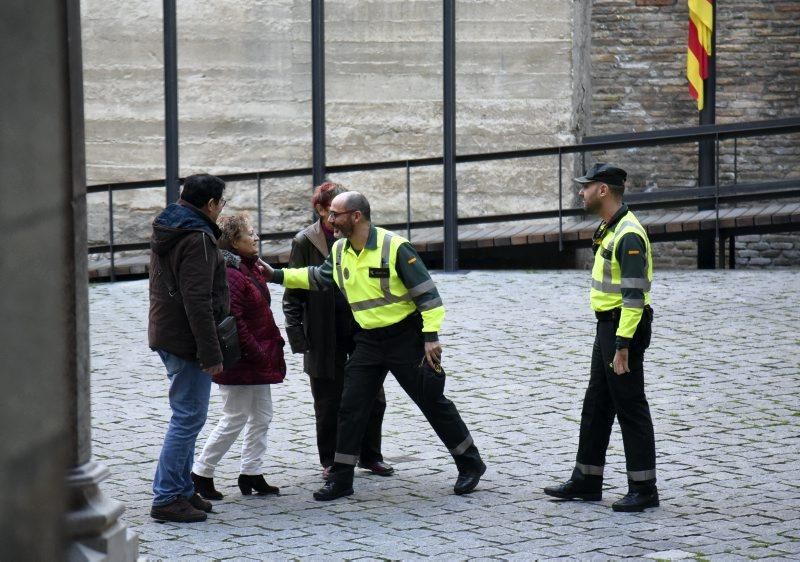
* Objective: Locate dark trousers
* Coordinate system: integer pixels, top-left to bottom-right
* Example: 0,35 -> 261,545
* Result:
576,311 -> 656,483
329,314 -> 481,484
309,347 -> 386,468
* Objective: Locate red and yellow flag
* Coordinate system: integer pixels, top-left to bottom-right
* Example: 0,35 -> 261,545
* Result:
687,0 -> 713,110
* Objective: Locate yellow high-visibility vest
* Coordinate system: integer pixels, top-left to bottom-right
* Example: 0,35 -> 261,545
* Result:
590,210 -> 653,337
282,227 -> 445,332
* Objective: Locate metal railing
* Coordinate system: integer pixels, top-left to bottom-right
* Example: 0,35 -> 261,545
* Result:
89,116 -> 800,279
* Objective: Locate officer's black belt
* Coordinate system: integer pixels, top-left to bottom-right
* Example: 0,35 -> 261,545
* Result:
361,312 -> 421,340
595,305 -> 651,321
595,308 -> 621,322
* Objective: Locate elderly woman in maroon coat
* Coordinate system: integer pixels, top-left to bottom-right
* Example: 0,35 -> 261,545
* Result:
191,214 -> 286,499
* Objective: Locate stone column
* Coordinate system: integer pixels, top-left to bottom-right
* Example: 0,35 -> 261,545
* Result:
0,0 -> 137,559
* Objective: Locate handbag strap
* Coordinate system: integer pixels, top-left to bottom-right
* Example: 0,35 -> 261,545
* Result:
244,263 -> 271,305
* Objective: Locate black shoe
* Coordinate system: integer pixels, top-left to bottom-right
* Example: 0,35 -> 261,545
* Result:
238,474 -> 280,496
357,460 -> 395,476
150,496 -> 207,523
454,461 -> 486,495
191,472 -> 223,500
313,481 -> 354,501
612,487 -> 659,512
188,493 -> 213,513
543,479 -> 603,501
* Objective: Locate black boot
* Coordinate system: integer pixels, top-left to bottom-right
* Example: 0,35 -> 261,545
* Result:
238,474 -> 280,496
453,446 -> 487,495
544,467 -> 603,501
191,472 -> 223,500
313,465 -> 354,501
313,481 -> 354,501
612,481 -> 659,512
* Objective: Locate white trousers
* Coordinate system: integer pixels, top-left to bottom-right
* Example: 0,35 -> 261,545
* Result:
193,384 -> 273,477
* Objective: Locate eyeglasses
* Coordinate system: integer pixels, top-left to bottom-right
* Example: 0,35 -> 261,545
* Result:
328,209 -> 357,220
217,197 -> 227,208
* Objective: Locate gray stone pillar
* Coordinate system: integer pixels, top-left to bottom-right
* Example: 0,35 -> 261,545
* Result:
571,0 -> 593,168
0,0 -> 137,559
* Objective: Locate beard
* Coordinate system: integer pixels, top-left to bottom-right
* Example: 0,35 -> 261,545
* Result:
333,220 -> 353,239
583,197 -> 601,214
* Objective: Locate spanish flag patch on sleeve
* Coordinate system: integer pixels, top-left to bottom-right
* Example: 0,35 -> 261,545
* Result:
407,257 -> 417,264
627,249 -> 641,256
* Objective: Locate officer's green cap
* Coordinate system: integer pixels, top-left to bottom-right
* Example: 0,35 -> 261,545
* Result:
574,163 -> 627,186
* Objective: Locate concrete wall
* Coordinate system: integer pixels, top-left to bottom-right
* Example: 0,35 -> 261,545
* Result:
82,0 -> 799,267
82,0 -> 576,251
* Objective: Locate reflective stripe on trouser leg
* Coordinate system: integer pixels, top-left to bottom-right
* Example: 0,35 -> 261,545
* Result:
628,468 -> 656,482
334,452 -> 359,465
575,462 -> 604,477
449,435 -> 473,457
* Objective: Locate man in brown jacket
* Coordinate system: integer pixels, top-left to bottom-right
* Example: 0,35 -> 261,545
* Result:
148,173 -> 229,523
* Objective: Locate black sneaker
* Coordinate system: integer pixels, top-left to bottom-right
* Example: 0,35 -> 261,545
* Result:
150,496 -> 207,523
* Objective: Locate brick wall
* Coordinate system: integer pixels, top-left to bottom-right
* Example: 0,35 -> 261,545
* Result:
587,0 -> 800,267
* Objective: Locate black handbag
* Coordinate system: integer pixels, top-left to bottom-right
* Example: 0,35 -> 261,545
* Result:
216,315 -> 241,370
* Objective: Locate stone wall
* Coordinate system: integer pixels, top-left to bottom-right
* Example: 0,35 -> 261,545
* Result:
81,0 -> 576,250
81,0 -> 799,267
586,0 -> 800,267
578,235 -> 800,271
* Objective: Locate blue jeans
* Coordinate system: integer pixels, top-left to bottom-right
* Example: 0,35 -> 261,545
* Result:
152,349 -> 212,506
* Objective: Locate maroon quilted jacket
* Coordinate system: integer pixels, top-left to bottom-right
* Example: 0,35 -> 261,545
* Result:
213,251 -> 286,385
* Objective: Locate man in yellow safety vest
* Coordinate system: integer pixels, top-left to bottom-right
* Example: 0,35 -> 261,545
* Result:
263,191 -> 486,501
544,163 -> 659,512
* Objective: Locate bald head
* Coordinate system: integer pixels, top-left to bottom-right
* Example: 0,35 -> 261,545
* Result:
332,191 -> 371,221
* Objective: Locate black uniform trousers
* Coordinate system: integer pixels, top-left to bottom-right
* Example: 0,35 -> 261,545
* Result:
328,313 -> 481,485
309,346 -> 386,468
576,308 -> 656,483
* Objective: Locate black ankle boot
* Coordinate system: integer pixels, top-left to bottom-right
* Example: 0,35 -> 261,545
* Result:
238,474 -> 280,496
191,472 -> 224,500
612,481 -> 659,512
313,480 -> 354,501
543,467 -> 603,501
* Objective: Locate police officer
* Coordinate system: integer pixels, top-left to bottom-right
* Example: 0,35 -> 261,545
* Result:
263,191 -> 486,501
544,163 -> 658,512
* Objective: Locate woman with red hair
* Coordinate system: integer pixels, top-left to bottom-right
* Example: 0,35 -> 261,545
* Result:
283,182 -> 393,480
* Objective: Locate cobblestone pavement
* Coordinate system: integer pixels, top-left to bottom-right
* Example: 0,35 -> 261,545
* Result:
89,270 -> 800,561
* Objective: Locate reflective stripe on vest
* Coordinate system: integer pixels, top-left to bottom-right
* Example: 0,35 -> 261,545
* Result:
333,228 -> 417,329
590,212 -> 653,311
